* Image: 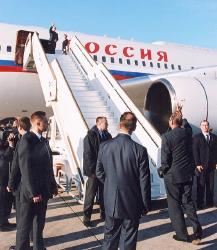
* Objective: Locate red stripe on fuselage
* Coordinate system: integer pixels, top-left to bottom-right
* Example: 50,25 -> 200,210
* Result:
113,75 -> 134,80
0,66 -> 36,73
0,66 -> 134,79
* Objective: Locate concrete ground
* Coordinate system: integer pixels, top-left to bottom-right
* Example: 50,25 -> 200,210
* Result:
0,191 -> 217,250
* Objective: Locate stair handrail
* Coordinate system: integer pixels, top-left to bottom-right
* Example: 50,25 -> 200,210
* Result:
30,32 -> 88,185
31,32 -> 57,102
70,36 -> 162,164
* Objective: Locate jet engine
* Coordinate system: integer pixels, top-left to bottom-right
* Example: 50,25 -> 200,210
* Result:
143,76 -> 217,134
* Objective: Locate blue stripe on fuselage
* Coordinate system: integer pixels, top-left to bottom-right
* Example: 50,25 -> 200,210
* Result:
109,69 -> 152,78
0,60 -> 17,66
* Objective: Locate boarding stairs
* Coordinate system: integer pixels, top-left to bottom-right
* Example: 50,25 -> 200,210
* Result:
23,32 -> 166,201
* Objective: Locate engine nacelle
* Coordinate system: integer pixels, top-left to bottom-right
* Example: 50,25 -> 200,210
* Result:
144,76 -> 217,134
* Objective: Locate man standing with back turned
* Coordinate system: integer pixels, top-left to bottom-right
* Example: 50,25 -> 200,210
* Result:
96,112 -> 151,250
159,107 -> 202,245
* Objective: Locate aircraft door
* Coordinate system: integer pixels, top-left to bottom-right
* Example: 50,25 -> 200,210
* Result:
15,30 -> 33,65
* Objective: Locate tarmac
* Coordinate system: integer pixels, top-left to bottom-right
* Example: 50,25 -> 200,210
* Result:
1,190 -> 217,250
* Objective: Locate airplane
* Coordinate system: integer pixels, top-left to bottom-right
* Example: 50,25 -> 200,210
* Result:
0,22 -> 217,135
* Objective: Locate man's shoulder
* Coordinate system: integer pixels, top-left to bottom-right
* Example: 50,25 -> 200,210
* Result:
162,130 -> 172,140
193,133 -> 203,140
19,132 -> 37,146
210,132 -> 217,139
100,137 -> 115,148
87,126 -> 98,137
131,138 -> 147,152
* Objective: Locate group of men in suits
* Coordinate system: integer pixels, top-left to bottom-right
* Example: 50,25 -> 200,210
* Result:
1,108 -> 215,249
83,109 -> 216,249
6,112 -> 58,250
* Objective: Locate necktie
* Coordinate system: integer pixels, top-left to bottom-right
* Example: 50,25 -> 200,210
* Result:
206,134 -> 209,143
40,137 -> 52,162
101,131 -> 107,141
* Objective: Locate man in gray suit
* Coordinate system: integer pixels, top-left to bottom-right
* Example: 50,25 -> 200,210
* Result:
96,112 -> 151,250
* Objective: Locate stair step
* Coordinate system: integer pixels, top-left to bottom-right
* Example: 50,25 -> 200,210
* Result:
63,74 -> 85,79
70,86 -> 93,91
78,101 -> 105,106
76,96 -> 104,102
80,106 -> 109,113
73,90 -> 101,97
62,70 -> 81,74
83,112 -> 114,119
67,82 -> 89,87
86,117 -> 116,125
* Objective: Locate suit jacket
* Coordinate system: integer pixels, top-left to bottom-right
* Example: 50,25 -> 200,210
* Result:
96,133 -> 151,219
0,146 -> 14,187
193,132 -> 217,170
83,125 -> 112,177
49,26 -> 58,43
17,132 -> 57,202
161,119 -> 194,183
8,136 -> 23,193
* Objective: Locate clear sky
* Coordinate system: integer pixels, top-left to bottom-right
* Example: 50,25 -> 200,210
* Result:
1,0 -> 217,49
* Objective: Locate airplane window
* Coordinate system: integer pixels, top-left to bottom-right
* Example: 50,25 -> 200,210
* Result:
157,63 -> 160,68
7,46 -> 12,52
171,64 -> 175,70
111,57 -> 115,63
150,62 -> 153,67
178,65 -> 181,70
127,59 -> 131,65
164,63 -> 168,69
102,56 -> 106,62
142,61 -> 146,66
134,60 -> 138,66
93,55 -> 97,61
119,58 -> 123,64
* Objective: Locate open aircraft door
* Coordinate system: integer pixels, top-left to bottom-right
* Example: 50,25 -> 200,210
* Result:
15,30 -> 34,65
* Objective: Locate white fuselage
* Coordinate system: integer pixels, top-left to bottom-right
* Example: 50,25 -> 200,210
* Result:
0,22 -> 217,120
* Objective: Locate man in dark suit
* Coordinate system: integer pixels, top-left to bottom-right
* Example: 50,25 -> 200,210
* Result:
13,111 -> 58,250
159,108 -> 202,244
49,25 -> 58,54
83,117 -> 112,227
96,112 -> 151,250
193,120 -> 217,209
7,117 -> 31,248
0,134 -> 15,231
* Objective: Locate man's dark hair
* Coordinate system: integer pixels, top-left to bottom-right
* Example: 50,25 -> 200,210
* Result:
120,112 -> 137,131
17,117 -> 31,131
169,112 -> 182,126
96,116 -> 106,124
30,111 -> 46,121
200,120 -> 209,126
